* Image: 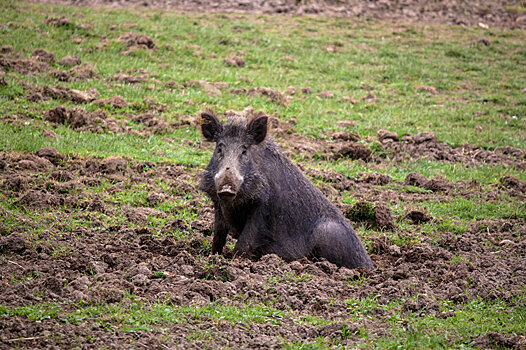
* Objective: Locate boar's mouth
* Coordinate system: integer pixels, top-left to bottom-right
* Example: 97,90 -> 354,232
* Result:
217,184 -> 237,199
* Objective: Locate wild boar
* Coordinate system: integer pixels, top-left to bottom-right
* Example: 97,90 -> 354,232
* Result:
198,112 -> 373,269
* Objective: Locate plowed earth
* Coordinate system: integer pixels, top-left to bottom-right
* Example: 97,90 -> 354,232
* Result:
1,132 -> 525,347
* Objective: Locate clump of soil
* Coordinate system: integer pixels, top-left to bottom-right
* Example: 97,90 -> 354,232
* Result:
500,176 -> 526,194
380,131 -> 525,169
95,96 -> 128,109
0,233 -> 28,254
359,173 -> 391,186
42,106 -> 139,135
404,209 -> 433,224
52,69 -> 73,82
0,51 -> 50,75
45,106 -> 107,131
69,62 -> 98,80
28,84 -> 99,103
377,129 -> 399,142
30,49 -> 55,64
345,201 -> 394,230
59,56 -> 82,67
117,33 -> 156,50
404,172 -> 429,188
132,113 -> 172,134
185,80 -> 229,97
108,73 -> 145,84
44,16 -> 73,27
317,91 -> 334,99
330,142 -> 372,162
230,87 -> 288,106
473,332 -> 526,349
328,131 -> 360,142
224,55 -> 245,67
404,172 -> 453,192
35,147 -> 64,165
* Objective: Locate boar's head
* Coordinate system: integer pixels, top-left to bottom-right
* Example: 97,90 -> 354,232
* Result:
199,112 -> 268,202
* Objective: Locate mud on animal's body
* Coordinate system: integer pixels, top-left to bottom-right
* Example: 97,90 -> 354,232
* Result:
199,112 -> 373,269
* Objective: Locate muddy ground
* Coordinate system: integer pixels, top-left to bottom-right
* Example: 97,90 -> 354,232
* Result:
1,110 -> 525,347
30,0 -> 526,29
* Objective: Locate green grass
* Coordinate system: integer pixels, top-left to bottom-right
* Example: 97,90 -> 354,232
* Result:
3,296 -> 523,348
1,2 -> 525,151
374,298 -> 526,349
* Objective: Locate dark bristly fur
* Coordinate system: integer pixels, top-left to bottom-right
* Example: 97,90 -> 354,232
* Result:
199,112 -> 373,269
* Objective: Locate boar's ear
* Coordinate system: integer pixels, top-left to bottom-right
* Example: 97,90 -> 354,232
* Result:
200,112 -> 222,142
247,115 -> 268,145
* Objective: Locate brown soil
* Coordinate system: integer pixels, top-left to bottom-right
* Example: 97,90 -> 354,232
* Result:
0,51 -> 51,75
1,145 -> 524,348
230,87 -> 289,107
29,0 -> 526,29
379,130 -> 526,169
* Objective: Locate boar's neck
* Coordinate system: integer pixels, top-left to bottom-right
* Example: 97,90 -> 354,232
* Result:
219,201 -> 251,237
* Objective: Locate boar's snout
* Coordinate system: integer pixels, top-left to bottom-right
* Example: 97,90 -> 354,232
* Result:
215,167 -> 243,201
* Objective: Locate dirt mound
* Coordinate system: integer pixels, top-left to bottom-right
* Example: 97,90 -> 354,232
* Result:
132,113 -> 172,134
0,233 -> 28,254
359,172 -> 391,186
30,49 -> 55,64
230,87 -> 289,106
185,80 -> 229,97
58,55 -> 81,66
43,16 -> 73,27
473,332 -> 526,349
108,73 -> 145,84
44,106 -> 112,132
380,131 -> 525,169
69,62 -> 98,80
500,175 -> 526,194
0,51 -> 50,75
404,173 -> 454,192
224,55 -> 245,67
344,201 -> 394,230
35,147 -> 64,165
404,209 -> 433,224
95,95 -> 128,109
27,83 -> 99,103
377,129 -> 399,142
40,106 -> 176,135
328,131 -> 361,142
117,33 -> 156,49
317,90 -> 334,99
330,142 -> 372,162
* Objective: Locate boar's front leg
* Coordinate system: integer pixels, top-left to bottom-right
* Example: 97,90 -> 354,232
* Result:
211,207 -> 229,255
232,209 -> 272,259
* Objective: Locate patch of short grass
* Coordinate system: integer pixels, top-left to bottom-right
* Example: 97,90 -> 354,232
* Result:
373,297 -> 526,349
0,123 -> 206,167
422,196 -> 525,221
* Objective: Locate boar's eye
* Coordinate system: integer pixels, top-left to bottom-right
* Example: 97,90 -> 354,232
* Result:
216,144 -> 224,157
241,145 -> 248,156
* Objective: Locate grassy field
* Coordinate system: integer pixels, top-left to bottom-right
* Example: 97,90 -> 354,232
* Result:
0,1 -> 525,348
